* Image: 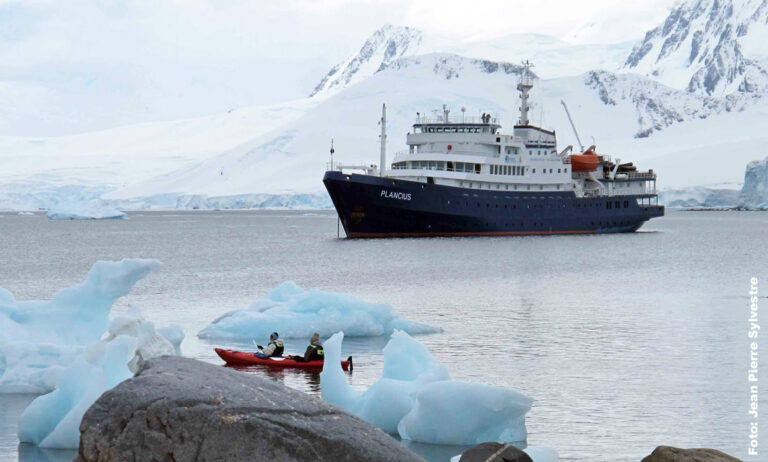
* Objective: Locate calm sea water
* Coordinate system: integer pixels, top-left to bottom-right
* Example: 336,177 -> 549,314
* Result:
0,210 -> 766,461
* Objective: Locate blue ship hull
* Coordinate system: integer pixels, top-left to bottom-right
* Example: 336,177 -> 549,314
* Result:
323,171 -> 664,238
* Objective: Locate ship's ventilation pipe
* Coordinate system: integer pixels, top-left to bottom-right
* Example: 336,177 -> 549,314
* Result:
379,104 -> 387,177
587,171 -> 605,195
611,158 -> 621,180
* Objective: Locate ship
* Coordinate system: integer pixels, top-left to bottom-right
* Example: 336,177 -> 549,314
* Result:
323,61 -> 664,238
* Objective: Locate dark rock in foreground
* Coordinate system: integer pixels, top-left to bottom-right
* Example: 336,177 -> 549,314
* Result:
77,356 -> 423,462
459,442 -> 532,462
642,445 -> 741,462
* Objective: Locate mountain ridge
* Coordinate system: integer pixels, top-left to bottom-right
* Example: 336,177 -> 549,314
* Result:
623,0 -> 768,98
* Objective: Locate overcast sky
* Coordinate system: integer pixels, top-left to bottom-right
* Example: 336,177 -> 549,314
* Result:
0,0 -> 677,135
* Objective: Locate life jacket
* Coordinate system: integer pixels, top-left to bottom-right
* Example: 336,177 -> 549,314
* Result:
308,343 -> 324,360
269,339 -> 284,357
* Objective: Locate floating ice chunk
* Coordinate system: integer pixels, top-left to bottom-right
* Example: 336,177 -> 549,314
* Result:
46,201 -> 125,220
18,309 -> 181,448
158,325 -> 184,355
17,211 -> 35,216
322,330 -> 532,445
524,446 -> 559,461
106,308 -> 177,372
18,335 -> 137,448
0,259 -> 161,393
322,331 -> 448,433
199,281 -> 441,340
398,381 -> 533,445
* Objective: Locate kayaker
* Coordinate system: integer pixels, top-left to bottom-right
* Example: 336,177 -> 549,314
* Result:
292,332 -> 324,362
255,332 -> 284,359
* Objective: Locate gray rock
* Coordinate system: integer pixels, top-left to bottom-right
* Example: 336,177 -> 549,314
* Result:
459,442 -> 532,462
76,356 -> 424,462
641,445 -> 741,462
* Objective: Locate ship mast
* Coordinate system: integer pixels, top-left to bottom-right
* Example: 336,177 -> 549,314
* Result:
517,60 -> 534,125
379,104 -> 387,177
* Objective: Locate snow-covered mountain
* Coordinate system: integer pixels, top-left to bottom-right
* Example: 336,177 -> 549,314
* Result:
105,51 -> 760,204
310,25 -> 635,98
623,0 -> 768,97
4,16 -> 768,211
310,26 -> 425,97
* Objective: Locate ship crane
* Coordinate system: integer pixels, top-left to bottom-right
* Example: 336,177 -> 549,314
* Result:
560,100 -> 584,152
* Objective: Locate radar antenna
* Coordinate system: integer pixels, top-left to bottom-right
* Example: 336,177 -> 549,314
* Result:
517,60 -> 534,125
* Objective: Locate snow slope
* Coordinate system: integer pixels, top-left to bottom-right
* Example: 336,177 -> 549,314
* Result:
110,52 -> 750,200
0,99 -> 315,210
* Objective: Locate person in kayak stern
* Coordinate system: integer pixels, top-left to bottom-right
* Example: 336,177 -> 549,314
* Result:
255,332 -> 284,359
292,332 -> 324,362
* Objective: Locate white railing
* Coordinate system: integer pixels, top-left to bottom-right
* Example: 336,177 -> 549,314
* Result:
415,115 -> 499,125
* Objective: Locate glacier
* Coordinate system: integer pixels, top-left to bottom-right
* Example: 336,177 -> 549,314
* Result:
17,307 -> 181,448
739,156 -> 768,208
0,259 -> 161,393
659,185 -> 741,209
198,281 -> 441,341
321,331 -> 533,446
46,201 -> 125,220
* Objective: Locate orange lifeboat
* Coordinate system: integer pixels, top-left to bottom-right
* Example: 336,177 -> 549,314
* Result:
569,150 -> 600,172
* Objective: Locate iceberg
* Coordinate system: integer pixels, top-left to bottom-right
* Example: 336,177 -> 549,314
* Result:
198,281 -> 441,340
321,331 -> 533,445
46,201 -> 125,220
322,330 -> 449,433
0,259 -> 161,393
157,325 -> 184,355
398,381 -> 533,444
18,308 -> 181,448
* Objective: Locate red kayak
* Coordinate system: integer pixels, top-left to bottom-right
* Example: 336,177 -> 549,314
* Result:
215,348 -> 353,371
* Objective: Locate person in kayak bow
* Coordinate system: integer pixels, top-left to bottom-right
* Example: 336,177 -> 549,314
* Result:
291,332 -> 324,362
255,332 -> 284,359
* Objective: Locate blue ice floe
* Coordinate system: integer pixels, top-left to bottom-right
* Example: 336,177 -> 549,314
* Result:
18,307 -> 182,448
46,201 -> 125,220
198,281 -> 441,340
321,331 -> 534,446
0,259 -> 161,393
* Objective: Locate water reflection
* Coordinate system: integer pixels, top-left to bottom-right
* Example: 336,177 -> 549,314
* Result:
18,444 -> 76,462
399,438 -> 527,461
224,364 -> 324,394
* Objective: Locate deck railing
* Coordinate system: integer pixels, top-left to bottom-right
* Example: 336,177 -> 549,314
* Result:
415,115 -> 499,125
